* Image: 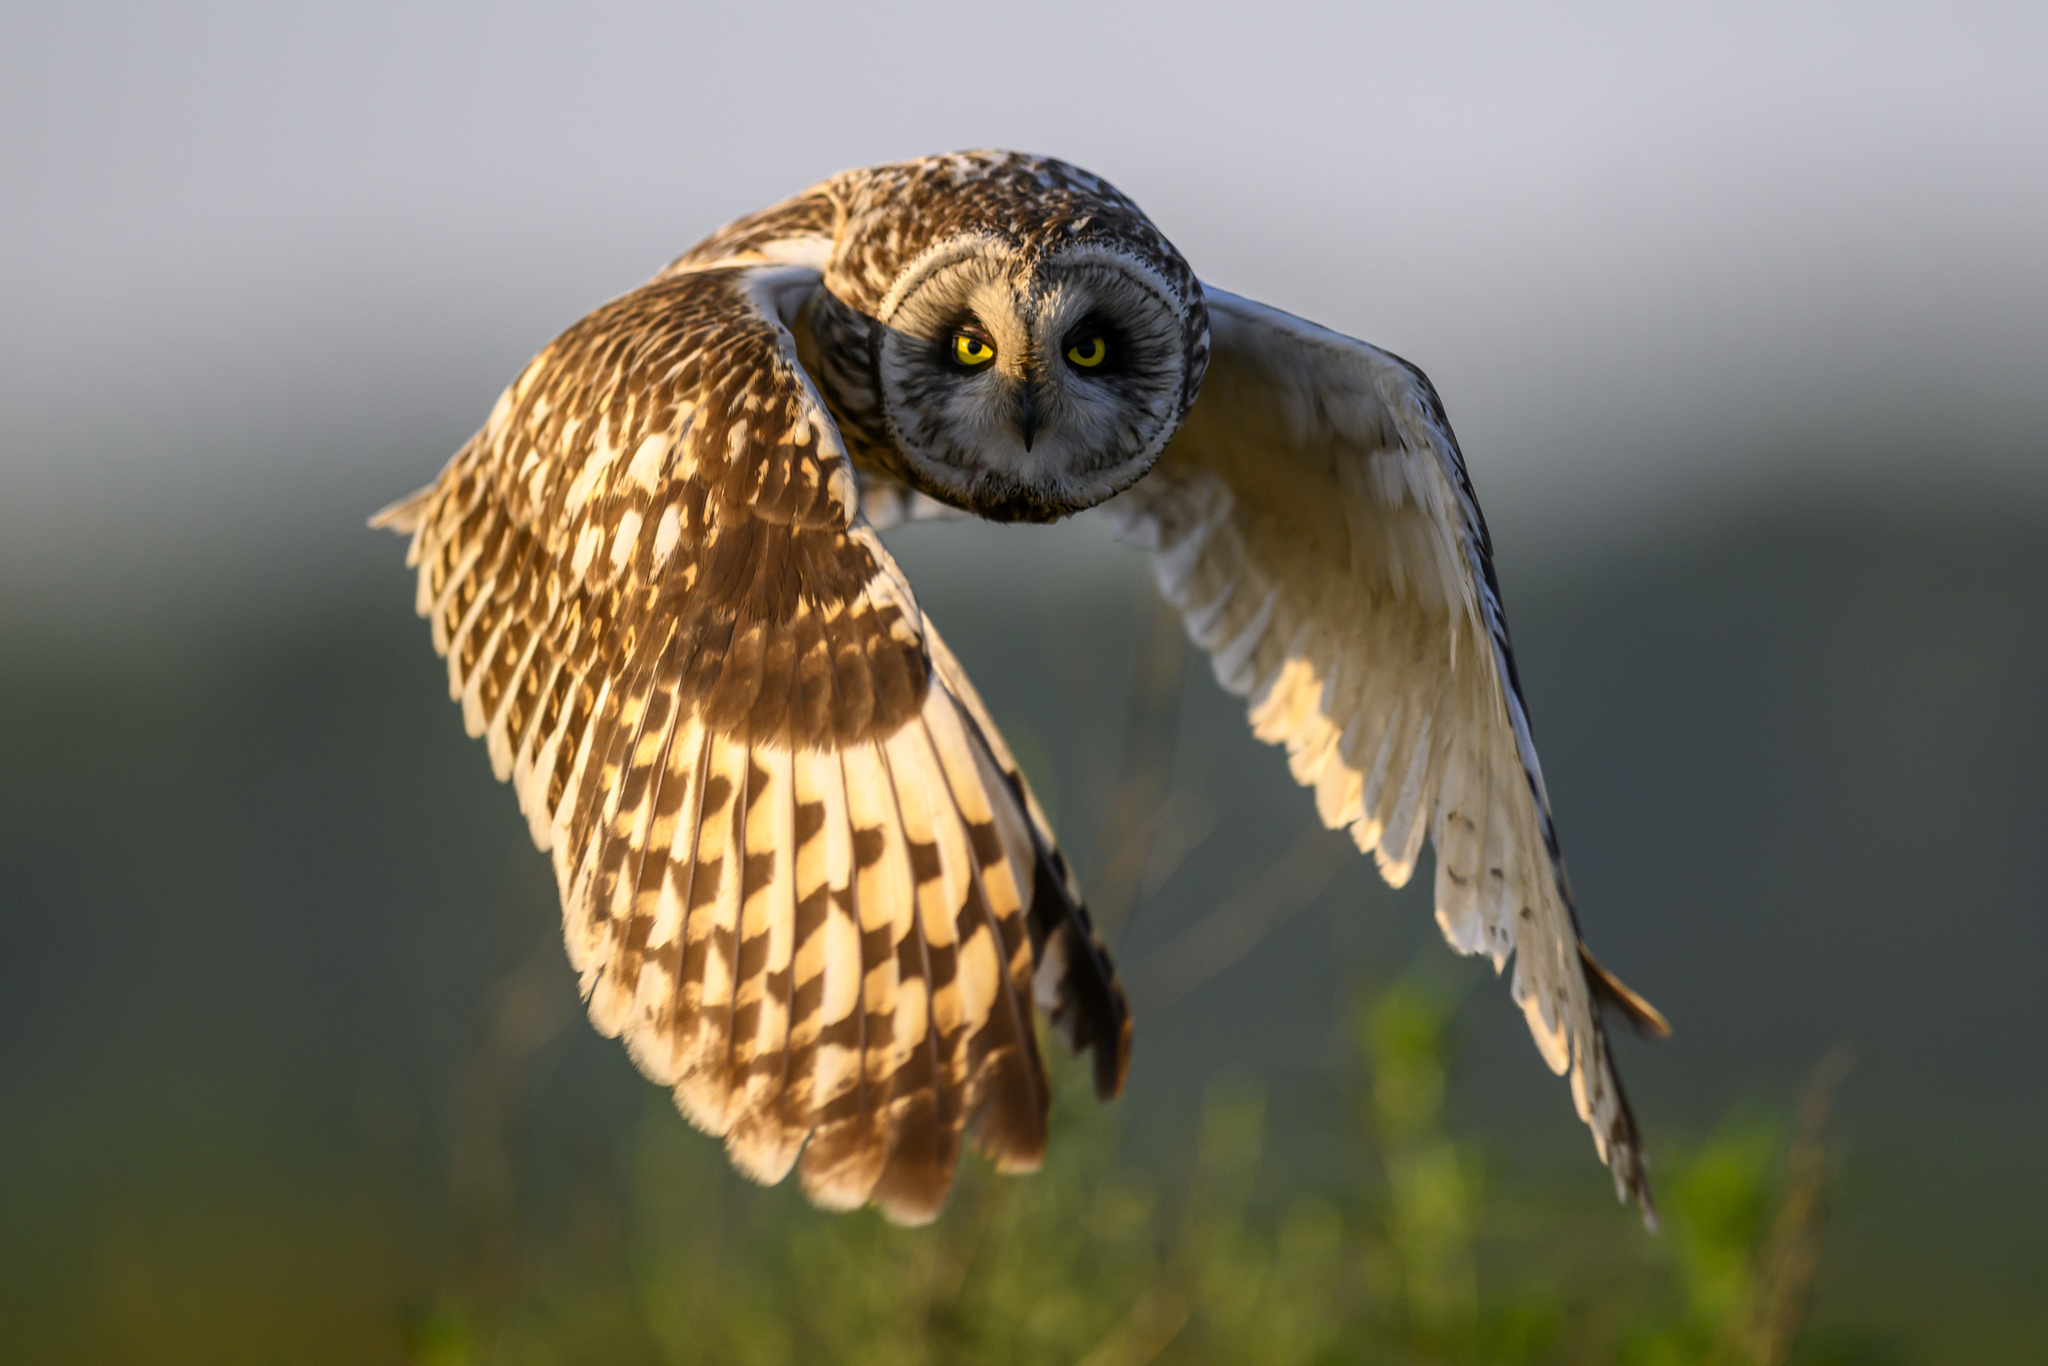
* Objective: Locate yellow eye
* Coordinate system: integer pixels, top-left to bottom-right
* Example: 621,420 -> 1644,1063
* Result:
953,333 -> 996,367
1066,336 -> 1108,368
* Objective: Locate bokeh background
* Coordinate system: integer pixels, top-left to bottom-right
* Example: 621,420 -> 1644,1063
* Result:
3,3 -> 2043,1361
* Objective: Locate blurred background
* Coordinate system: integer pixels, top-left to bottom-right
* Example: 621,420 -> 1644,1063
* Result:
2,2 -> 2043,1362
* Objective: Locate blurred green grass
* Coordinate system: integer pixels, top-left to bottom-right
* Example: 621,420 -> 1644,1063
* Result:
389,974 -> 1861,1366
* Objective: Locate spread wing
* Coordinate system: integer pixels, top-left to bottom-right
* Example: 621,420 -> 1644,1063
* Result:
374,259 -> 1128,1224
1107,287 -> 1667,1219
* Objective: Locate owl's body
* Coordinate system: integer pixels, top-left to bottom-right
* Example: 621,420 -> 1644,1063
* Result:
377,152 -> 1666,1226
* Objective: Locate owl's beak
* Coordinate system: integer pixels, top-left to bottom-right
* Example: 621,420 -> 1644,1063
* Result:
1017,383 -> 1040,452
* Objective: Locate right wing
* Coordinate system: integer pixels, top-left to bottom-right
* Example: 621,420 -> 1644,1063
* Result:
1109,287 -> 1665,1219
374,257 -> 1126,1224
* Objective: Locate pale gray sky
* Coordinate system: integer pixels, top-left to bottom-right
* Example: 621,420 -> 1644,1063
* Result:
2,1 -> 2043,628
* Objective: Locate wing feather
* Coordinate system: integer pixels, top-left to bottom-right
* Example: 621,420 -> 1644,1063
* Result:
922,694 -> 1051,1171
870,733 -> 960,1224
726,743 -> 801,1181
672,729 -> 749,1132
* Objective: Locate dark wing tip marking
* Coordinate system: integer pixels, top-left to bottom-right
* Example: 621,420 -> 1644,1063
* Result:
1600,1052 -> 1659,1229
1026,844 -> 1133,1101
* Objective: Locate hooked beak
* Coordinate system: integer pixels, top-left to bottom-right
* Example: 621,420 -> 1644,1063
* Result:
1017,383 -> 1039,452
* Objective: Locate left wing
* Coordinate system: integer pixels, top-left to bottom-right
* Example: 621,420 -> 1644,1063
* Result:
1108,287 -> 1667,1219
375,257 -> 1126,1224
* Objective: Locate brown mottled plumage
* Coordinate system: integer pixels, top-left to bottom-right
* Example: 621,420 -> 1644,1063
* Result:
376,150 -> 1663,1226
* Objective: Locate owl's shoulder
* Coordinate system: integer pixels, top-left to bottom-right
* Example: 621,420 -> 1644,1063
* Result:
664,184 -> 842,275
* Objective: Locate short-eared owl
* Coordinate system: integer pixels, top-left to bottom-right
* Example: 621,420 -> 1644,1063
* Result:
375,150 -> 1667,1225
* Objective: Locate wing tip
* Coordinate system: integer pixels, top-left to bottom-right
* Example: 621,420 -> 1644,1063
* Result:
1035,889 -> 1134,1102
1630,1172 -> 1661,1232
368,484 -> 434,534
726,1115 -> 806,1188
1589,1017 -> 1660,1229
1611,1119 -> 1660,1231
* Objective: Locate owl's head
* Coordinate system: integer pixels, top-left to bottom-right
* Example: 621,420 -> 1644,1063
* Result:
871,232 -> 1208,523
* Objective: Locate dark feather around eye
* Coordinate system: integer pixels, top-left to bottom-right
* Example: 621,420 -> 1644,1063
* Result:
1062,316 -> 1128,374
935,316 -> 993,364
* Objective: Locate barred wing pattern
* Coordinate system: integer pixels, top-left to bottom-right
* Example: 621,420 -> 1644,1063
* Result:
376,259 -> 1128,1224
1107,288 -> 1667,1218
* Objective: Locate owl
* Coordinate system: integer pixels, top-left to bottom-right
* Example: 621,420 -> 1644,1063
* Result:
374,151 -> 1668,1226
